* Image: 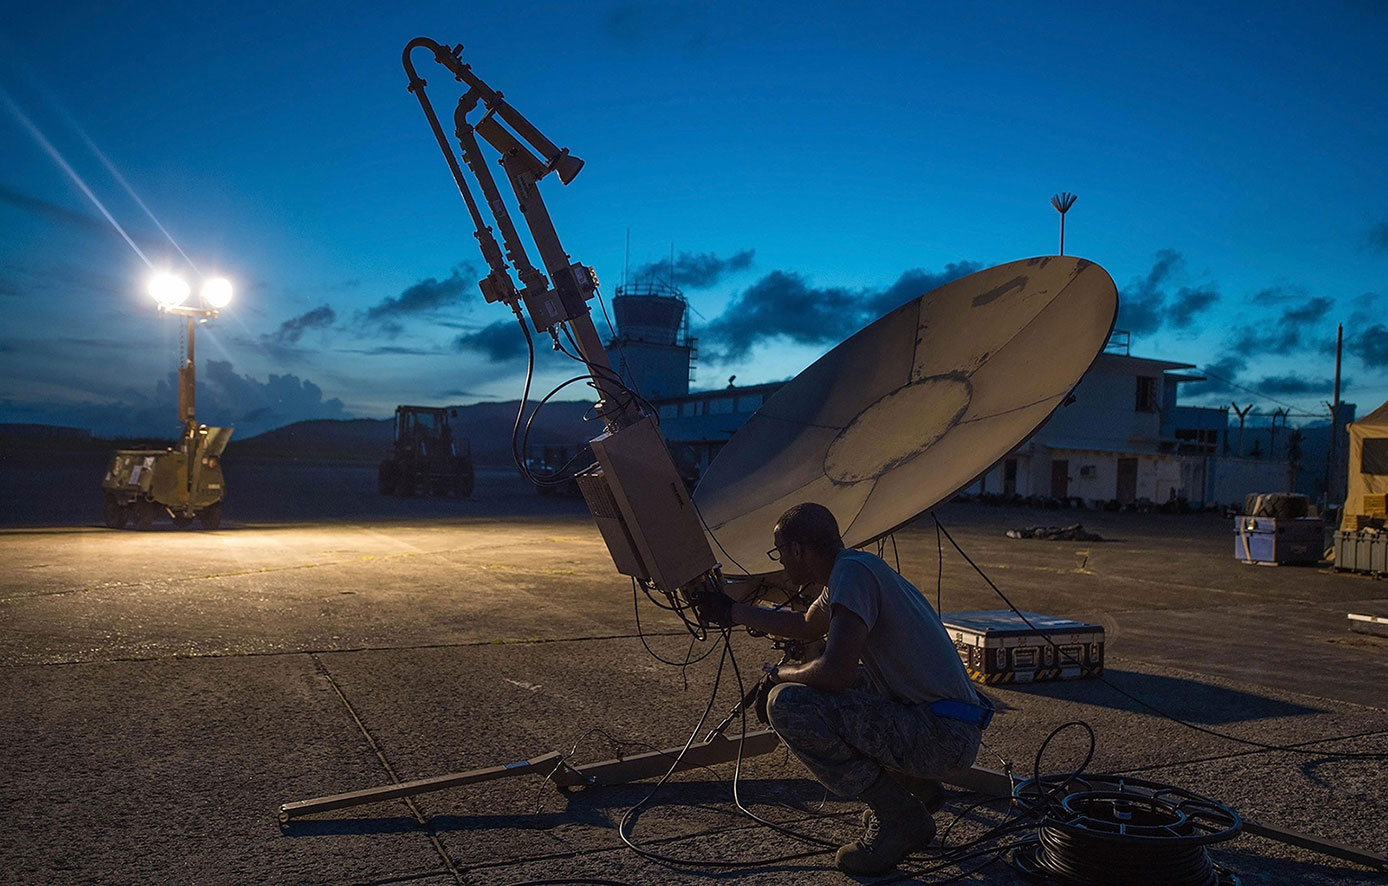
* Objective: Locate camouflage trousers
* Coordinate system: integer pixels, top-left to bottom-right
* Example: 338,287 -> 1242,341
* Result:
765,670 -> 982,799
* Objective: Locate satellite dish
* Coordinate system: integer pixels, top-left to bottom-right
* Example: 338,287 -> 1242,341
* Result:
693,255 -> 1117,577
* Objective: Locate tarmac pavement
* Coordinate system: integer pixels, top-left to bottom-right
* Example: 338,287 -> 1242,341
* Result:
2,458 -> 1386,884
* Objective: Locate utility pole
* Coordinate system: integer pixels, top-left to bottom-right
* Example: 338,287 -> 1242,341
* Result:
1051,192 -> 1077,256
1325,323 -> 1344,509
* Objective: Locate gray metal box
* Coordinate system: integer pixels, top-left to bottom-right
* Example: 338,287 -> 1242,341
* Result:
1372,535 -> 1388,574
1334,531 -> 1358,570
583,416 -> 716,592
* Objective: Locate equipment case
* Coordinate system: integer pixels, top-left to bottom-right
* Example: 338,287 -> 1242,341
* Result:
1234,516 -> 1323,565
942,610 -> 1104,684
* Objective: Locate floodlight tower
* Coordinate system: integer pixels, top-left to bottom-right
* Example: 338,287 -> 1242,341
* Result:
147,272 -> 233,456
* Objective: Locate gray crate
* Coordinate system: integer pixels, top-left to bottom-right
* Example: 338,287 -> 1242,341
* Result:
1335,530 -> 1388,574
1335,531 -> 1359,570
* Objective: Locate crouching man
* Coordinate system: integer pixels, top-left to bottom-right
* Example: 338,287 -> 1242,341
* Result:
696,502 -> 992,875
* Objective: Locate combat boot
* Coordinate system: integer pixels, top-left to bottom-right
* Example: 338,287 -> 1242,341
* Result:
836,772 -> 937,875
861,775 -> 943,828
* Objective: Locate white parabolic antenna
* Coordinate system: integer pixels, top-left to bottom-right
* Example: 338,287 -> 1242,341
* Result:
693,255 -> 1118,576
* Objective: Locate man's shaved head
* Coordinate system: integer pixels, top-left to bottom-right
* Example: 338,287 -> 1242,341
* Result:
774,502 -> 844,556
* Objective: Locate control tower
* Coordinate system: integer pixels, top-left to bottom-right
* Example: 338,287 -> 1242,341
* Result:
606,280 -> 697,401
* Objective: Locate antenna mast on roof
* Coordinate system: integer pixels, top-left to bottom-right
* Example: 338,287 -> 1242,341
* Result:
1051,192 -> 1077,256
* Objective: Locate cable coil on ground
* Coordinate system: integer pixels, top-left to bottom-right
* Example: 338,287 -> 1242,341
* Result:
1010,773 -> 1242,885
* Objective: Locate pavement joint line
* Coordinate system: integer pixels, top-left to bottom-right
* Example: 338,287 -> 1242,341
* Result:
0,632 -> 694,668
1084,569 -> 1326,600
1102,652 -> 1388,713
309,652 -> 469,886
1102,725 -> 1388,776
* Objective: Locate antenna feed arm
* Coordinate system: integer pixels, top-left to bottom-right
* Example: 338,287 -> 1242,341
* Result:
419,39 -> 584,185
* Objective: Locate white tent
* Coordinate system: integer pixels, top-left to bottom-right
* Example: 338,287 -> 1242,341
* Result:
1341,397 -> 1388,530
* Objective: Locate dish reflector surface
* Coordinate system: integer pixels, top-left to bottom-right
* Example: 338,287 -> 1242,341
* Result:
693,256 -> 1117,576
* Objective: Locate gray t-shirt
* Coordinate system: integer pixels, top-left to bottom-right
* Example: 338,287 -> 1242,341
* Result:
817,548 -> 979,707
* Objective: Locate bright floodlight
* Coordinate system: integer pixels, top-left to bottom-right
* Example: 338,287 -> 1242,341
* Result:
201,277 -> 233,308
149,272 -> 191,307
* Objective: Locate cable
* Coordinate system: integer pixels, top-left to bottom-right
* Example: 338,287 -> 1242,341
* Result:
518,373 -> 599,487
631,578 -> 719,666
614,634 -> 834,869
935,519 -> 944,613
692,499 -> 753,578
508,310 -> 540,478
931,513 -> 1388,761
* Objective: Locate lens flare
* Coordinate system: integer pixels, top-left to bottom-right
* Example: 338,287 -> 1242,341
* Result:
2,92 -> 151,268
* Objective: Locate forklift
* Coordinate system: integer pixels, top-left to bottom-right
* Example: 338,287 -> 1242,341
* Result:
378,405 -> 474,498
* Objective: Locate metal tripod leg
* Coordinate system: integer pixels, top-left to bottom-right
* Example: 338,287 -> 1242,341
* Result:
277,730 -> 784,823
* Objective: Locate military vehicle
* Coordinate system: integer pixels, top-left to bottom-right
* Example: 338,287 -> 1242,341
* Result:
102,426 -> 233,529
378,405 -> 474,497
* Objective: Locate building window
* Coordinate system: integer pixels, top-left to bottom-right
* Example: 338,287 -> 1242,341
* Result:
658,403 -> 678,420
709,397 -> 734,414
1136,376 -> 1158,413
736,394 -> 763,413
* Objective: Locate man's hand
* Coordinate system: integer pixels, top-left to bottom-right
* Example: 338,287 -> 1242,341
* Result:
690,590 -> 735,629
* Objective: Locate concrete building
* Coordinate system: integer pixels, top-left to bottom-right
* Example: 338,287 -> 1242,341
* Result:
969,348 -> 1217,506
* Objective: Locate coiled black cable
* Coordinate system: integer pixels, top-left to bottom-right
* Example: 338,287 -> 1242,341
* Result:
1027,824 -> 1219,886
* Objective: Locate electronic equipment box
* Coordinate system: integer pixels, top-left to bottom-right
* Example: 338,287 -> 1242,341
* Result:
942,610 -> 1104,685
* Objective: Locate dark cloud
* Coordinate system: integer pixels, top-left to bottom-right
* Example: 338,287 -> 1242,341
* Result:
0,185 -> 111,236
700,262 -> 982,362
188,360 -> 350,431
1115,249 -> 1219,335
1180,356 -> 1247,399
361,263 -> 475,325
863,262 -> 985,316
1251,285 -> 1305,304
1255,374 -> 1337,396
344,345 -> 443,356
1167,286 -> 1219,328
0,360 -> 349,438
1346,323 -> 1388,368
269,305 -> 336,344
1176,354 -> 1339,410
628,249 -> 755,290
1366,218 -> 1388,254
1116,249 -> 1180,334
702,271 -> 859,361
1230,296 -> 1333,356
434,389 -> 496,400
453,319 -> 527,362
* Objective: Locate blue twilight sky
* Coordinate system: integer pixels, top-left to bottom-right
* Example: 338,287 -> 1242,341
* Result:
1,1 -> 1385,439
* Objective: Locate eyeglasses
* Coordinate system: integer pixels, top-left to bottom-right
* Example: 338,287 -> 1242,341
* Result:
767,543 -> 790,562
